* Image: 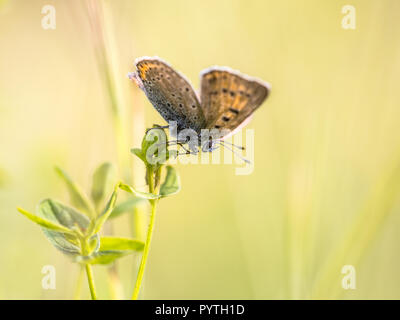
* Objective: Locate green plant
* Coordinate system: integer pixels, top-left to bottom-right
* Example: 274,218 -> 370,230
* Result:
129,127 -> 180,299
17,128 -> 180,300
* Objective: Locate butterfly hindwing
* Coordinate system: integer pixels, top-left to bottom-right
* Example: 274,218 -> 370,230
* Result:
134,57 -> 206,132
199,67 -> 270,133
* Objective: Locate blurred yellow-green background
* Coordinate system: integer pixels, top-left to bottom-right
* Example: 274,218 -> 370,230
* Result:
1,0 -> 400,299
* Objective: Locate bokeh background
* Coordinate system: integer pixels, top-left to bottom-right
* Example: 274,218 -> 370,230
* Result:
1,0 -> 400,299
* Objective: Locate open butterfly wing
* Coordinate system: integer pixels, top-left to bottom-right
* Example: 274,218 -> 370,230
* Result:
133,57 -> 206,132
199,67 -> 270,135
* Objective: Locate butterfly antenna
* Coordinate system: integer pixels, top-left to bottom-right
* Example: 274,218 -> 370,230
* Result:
217,142 -> 251,164
219,140 -> 245,150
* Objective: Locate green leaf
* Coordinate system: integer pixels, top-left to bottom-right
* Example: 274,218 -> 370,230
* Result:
42,229 -> 82,255
142,127 -> 166,151
89,184 -> 119,236
131,148 -> 145,162
109,197 -> 146,219
75,251 -> 131,265
88,234 -> 101,254
91,162 -> 115,210
55,167 -> 95,217
38,199 -> 90,232
75,237 -> 144,265
17,207 -> 75,235
36,199 -> 94,256
160,166 -> 181,197
99,237 -> 144,251
119,182 -> 160,199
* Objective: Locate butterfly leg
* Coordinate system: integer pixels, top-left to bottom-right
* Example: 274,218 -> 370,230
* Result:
145,125 -> 169,134
176,150 -> 198,156
152,139 -> 186,151
163,139 -> 199,156
176,142 -> 199,155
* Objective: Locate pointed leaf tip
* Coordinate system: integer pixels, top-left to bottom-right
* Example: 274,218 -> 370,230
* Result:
91,162 -> 115,210
17,207 -> 74,235
54,166 -> 95,217
119,183 -> 160,200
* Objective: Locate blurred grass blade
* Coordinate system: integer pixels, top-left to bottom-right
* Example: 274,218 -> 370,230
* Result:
109,197 -> 146,219
0,167 -> 7,188
55,166 -> 95,217
160,166 -> 181,197
17,207 -> 74,235
119,182 -> 160,199
100,236 -> 144,251
91,162 -> 115,211
311,159 -> 400,299
86,0 -> 130,180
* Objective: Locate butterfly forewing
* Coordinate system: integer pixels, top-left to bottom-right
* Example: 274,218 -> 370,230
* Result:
134,57 -> 206,133
199,68 -> 270,133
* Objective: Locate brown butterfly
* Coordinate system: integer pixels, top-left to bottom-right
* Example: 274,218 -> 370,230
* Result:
128,56 -> 270,157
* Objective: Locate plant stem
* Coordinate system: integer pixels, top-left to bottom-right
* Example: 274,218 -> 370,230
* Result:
132,167 -> 159,299
85,264 -> 98,300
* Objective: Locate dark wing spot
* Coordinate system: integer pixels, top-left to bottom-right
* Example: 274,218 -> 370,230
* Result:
229,107 -> 239,115
230,91 -> 236,97
179,103 -> 183,108
185,87 -> 189,92
167,103 -> 171,107
191,105 -> 196,108
222,88 -> 228,93
215,125 -> 221,129
222,116 -> 230,122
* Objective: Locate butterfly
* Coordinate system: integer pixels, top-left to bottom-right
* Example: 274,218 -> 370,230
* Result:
128,56 -> 270,158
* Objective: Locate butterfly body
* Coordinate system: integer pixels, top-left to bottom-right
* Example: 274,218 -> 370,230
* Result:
129,56 -> 270,152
